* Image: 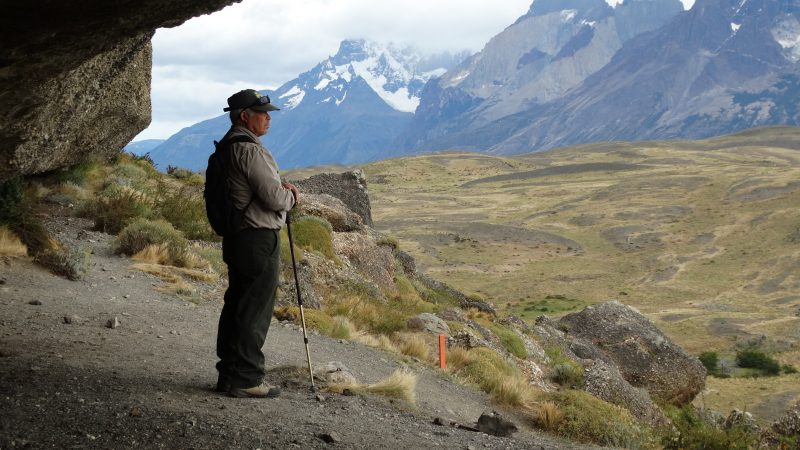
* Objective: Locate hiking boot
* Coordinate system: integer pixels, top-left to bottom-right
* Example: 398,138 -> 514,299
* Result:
229,382 -> 282,398
215,375 -> 231,393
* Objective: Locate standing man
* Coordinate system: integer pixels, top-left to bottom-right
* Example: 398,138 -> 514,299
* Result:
214,89 -> 300,398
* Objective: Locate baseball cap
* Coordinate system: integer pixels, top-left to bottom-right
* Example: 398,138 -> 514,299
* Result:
223,89 -> 280,112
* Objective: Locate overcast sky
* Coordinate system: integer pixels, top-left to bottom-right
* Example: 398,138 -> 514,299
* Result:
135,0 -> 695,141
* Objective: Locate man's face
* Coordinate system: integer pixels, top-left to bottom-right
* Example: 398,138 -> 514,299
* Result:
242,109 -> 271,136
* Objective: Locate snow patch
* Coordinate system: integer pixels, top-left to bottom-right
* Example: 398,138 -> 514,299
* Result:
335,91 -> 347,106
731,23 -> 741,33
279,86 -> 305,110
315,77 -> 331,90
772,17 -> 800,62
561,9 -> 577,22
580,20 -> 597,27
444,70 -> 471,88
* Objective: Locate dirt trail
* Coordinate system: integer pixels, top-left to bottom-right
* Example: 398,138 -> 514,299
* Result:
0,216 -> 590,449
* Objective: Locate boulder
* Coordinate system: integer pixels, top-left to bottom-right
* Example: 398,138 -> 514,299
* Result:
296,193 -> 364,232
406,313 -> 450,336
583,359 -> 668,426
476,411 -> 518,437
332,232 -> 395,294
448,330 -> 490,350
772,400 -> 800,441
558,301 -> 706,405
315,361 -> 357,386
294,170 -> 372,226
1,0 -> 238,178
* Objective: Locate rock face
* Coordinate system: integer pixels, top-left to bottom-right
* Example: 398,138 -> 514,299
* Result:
0,0 -> 239,178
294,170 -> 373,226
558,301 -> 706,405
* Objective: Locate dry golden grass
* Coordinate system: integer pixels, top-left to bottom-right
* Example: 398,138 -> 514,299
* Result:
393,333 -> 431,361
330,316 -> 356,340
325,369 -> 417,406
532,400 -> 564,431
491,375 -> 538,408
445,346 -> 472,371
131,243 -> 209,271
0,226 -> 27,257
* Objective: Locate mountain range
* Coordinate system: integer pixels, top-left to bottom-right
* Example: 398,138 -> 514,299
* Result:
146,41 -> 467,171
146,0 -> 800,170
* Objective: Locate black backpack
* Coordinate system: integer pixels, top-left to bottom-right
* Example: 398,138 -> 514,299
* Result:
204,135 -> 255,237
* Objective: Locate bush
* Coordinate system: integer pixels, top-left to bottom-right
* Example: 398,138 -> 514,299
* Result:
458,347 -> 518,394
699,351 -> 720,375
80,190 -> 155,234
167,167 -> 205,186
488,323 -> 528,359
51,159 -> 100,185
116,218 -> 188,259
0,226 -> 27,256
35,243 -> 90,280
290,216 -> 335,260
545,346 -> 584,387
546,389 -> 645,447
662,406 -> 757,450
156,186 -> 216,241
0,178 -> 50,254
736,348 -> 781,376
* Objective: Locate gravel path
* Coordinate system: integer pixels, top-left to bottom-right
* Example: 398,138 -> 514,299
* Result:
0,215 -> 592,449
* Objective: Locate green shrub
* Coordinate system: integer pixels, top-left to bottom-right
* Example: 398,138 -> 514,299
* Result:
488,323 -> 528,359
279,228 -> 304,266
661,406 -> 757,450
35,243 -> 90,280
167,167 -> 205,186
458,347 -> 518,393
782,364 -> 798,374
115,218 -> 187,256
290,216 -> 335,260
376,235 -> 399,250
80,190 -> 155,234
114,162 -> 148,181
699,351 -> 720,375
51,159 -> 100,185
545,346 -> 584,387
0,178 -> 50,254
547,390 -> 645,447
156,186 -> 216,241
736,348 -> 781,375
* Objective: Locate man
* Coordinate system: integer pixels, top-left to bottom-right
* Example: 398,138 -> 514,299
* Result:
214,89 -> 300,398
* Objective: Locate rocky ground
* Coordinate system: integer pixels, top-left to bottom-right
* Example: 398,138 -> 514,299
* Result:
0,215 -> 592,449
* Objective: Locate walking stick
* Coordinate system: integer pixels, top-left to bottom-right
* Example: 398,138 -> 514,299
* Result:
285,213 -> 315,389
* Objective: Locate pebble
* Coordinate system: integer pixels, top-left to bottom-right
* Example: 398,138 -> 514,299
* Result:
318,432 -> 341,444
106,317 -> 120,329
123,294 -> 130,299
315,394 -> 326,402
129,406 -> 142,417
63,315 -> 79,324
28,300 -> 42,306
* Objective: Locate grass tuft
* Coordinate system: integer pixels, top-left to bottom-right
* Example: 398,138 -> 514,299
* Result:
532,401 -> 564,431
325,369 -> 417,406
290,216 -> 336,260
393,333 -> 431,361
35,243 -> 90,280
0,226 -> 27,256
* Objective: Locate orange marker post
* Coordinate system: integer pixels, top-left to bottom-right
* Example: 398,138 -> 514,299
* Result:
438,334 -> 446,369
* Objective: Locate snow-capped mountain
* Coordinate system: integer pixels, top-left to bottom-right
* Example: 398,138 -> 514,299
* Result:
148,39 -> 466,170
403,0 -> 800,155
401,0 -> 684,151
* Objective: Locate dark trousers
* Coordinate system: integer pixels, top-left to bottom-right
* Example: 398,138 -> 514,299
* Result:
216,228 -> 280,388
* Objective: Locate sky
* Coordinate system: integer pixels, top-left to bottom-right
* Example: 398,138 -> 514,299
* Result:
135,0 -> 695,142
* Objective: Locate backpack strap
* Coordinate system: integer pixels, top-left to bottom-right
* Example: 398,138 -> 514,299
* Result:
215,134 -> 259,219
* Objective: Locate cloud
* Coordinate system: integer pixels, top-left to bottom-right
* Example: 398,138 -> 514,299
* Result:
136,0 -> 532,140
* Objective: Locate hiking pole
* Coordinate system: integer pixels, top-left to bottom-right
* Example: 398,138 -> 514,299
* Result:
285,213 -> 315,389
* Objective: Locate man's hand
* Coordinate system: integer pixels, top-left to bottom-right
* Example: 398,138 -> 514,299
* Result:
282,182 -> 300,205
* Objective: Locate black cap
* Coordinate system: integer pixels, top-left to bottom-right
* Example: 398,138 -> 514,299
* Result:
223,89 -> 280,112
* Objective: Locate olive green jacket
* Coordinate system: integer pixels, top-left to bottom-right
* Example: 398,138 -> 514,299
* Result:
222,125 -> 295,231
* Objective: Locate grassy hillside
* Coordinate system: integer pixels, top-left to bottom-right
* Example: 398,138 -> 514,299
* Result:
364,126 -> 800,421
